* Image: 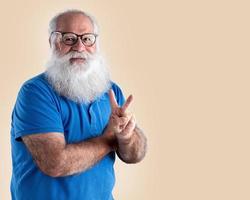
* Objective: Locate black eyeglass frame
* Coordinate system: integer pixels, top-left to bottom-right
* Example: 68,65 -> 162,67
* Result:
50,31 -> 98,47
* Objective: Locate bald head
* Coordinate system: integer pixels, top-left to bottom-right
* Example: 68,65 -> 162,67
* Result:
48,10 -> 99,35
56,13 -> 94,35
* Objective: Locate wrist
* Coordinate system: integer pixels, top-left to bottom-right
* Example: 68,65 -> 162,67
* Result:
102,130 -> 118,151
117,134 -> 134,146
116,130 -> 134,145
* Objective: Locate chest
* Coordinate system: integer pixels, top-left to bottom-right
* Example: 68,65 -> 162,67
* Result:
59,98 -> 111,143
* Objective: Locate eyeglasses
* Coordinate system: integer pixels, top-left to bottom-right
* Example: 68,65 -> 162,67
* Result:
51,31 -> 98,47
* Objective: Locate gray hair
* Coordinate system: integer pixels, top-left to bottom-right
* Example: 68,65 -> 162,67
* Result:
48,9 -> 99,35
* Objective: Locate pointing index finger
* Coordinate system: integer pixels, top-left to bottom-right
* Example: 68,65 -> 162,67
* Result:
108,89 -> 118,110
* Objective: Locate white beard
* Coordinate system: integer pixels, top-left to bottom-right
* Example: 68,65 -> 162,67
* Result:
45,51 -> 111,104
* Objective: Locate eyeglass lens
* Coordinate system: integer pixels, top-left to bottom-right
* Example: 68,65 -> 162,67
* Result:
62,33 -> 96,46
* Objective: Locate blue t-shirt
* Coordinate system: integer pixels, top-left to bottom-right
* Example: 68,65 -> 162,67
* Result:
10,73 -> 125,200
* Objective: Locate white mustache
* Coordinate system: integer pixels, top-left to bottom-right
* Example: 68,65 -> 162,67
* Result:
69,52 -> 90,59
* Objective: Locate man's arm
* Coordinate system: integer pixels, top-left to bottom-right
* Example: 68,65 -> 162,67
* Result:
22,129 -> 116,177
116,125 -> 147,163
107,90 -> 147,163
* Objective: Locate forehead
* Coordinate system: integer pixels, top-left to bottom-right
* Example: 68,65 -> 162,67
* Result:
56,13 -> 94,34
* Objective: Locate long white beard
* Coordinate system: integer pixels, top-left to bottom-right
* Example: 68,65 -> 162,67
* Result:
45,51 -> 111,103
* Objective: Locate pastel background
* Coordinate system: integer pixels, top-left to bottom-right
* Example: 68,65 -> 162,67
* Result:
1,0 -> 250,199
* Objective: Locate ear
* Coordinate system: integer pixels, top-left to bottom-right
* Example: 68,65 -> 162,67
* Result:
49,38 -> 52,48
50,33 -> 62,51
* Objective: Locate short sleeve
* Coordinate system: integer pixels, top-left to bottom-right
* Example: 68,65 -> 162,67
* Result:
12,81 -> 64,141
111,82 -> 125,107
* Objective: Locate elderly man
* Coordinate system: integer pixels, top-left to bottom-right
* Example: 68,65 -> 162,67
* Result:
10,9 -> 147,200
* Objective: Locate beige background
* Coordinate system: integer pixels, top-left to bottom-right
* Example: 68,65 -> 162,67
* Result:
1,0 -> 250,199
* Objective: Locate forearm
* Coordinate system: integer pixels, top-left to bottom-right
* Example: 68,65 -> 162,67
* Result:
117,126 -> 147,163
23,131 -> 116,177
57,134 -> 115,176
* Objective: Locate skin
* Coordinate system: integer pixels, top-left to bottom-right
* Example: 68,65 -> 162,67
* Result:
22,12 -> 147,177
50,12 -> 96,64
107,90 -> 147,163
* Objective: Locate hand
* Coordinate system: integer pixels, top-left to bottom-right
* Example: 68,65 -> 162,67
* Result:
102,127 -> 118,151
107,89 -> 136,142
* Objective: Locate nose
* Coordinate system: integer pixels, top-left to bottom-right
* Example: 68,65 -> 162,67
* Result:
71,37 -> 86,52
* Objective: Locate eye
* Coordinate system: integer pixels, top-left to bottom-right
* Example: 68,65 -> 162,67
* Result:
82,37 -> 91,42
65,37 -> 74,41
62,33 -> 77,45
82,34 -> 96,46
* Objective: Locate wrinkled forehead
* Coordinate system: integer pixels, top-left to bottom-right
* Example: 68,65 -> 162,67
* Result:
56,13 -> 94,34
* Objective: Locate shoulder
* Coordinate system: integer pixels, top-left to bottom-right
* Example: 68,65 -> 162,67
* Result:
14,73 -> 62,110
18,73 -> 57,100
21,73 -> 52,92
